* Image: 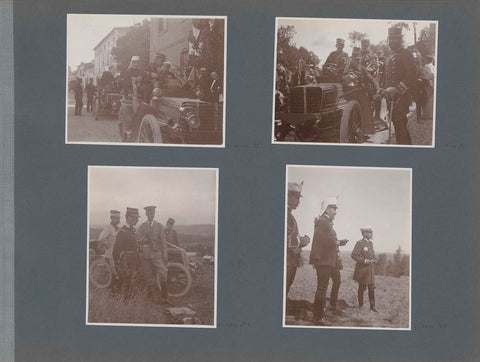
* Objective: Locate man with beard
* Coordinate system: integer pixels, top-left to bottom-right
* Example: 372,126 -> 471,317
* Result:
137,206 -> 170,305
382,26 -> 417,144
286,182 -> 310,300
351,226 -> 377,312
113,207 -> 142,299
309,197 -> 347,325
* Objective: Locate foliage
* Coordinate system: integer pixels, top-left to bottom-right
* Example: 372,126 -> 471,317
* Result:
375,247 -> 409,277
348,31 -> 367,47
416,23 -> 436,57
111,20 -> 151,74
188,19 -> 225,76
277,25 -> 320,70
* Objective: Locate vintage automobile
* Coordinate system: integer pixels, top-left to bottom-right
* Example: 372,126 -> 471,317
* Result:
274,80 -> 374,143
89,241 -> 193,298
118,79 -> 223,145
93,90 -> 121,120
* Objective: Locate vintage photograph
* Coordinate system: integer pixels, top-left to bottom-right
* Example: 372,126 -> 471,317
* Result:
273,18 -> 437,147
87,166 -> 218,327
284,165 -> 411,329
66,14 -> 226,146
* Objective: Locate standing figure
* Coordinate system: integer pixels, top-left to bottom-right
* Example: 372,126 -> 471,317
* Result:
97,210 -> 121,281
164,218 -> 179,247
383,27 -> 417,144
112,207 -> 142,299
74,78 -> 83,115
309,197 -> 345,325
85,79 -> 96,112
286,182 -> 310,299
421,55 -> 435,120
209,71 -> 222,103
351,225 -> 377,312
137,206 -> 170,305
360,39 -> 382,124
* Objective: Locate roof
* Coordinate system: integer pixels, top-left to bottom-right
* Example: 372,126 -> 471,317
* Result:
93,26 -> 130,51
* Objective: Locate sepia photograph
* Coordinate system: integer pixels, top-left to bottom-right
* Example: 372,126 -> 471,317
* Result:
66,14 -> 226,146
284,165 -> 411,329
87,166 -> 218,327
273,18 -> 437,147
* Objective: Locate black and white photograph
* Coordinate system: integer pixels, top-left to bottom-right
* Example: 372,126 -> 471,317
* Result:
284,165 -> 411,329
273,18 -> 437,147
87,166 -> 218,327
66,14 -> 226,146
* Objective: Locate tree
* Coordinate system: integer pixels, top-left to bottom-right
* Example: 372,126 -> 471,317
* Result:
375,253 -> 387,275
348,31 -> 367,47
417,23 -> 436,56
111,19 -> 151,74
189,19 -> 225,76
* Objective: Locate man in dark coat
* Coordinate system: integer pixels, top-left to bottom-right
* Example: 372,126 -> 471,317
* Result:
112,207 -> 142,298
74,78 -> 83,115
382,26 -> 417,144
286,182 -> 310,300
165,218 -> 179,247
309,197 -> 347,325
85,79 -> 96,112
351,225 -> 377,312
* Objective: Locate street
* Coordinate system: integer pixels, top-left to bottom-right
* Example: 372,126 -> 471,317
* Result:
66,93 -> 121,143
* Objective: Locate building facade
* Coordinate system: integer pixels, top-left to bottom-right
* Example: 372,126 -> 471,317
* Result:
93,27 -> 130,82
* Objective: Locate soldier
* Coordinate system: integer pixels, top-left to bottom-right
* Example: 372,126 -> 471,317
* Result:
137,206 -> 170,305
74,78 -> 83,115
360,39 -> 382,125
286,182 -> 310,299
351,225 -> 377,312
85,79 -> 96,113
121,55 -> 143,97
165,218 -> 179,247
382,26 -> 417,144
309,197 -> 347,326
97,210 -> 121,280
323,38 -> 349,79
112,207 -> 142,298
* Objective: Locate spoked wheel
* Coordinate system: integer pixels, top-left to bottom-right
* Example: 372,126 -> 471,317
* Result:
138,114 -> 163,143
157,262 -> 192,298
89,258 -> 112,289
339,100 -> 364,143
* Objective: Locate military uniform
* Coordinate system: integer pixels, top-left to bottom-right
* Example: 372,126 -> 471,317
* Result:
137,206 -> 169,303
351,226 -> 377,311
165,227 -> 179,247
384,28 -> 417,144
112,224 -> 142,296
74,80 -> 83,115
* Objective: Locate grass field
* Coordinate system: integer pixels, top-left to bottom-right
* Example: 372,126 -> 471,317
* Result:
88,257 -> 215,326
286,251 -> 410,329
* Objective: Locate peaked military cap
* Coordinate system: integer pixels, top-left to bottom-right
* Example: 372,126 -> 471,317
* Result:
388,27 -> 403,37
351,46 -> 361,59
336,38 -> 345,45
110,210 -> 121,217
167,218 -> 175,224
360,225 -> 373,232
361,39 -> 370,46
144,206 -> 156,212
288,182 -> 303,196
126,207 -> 139,216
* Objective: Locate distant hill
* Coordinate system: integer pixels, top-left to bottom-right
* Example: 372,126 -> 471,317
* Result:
89,224 -> 215,247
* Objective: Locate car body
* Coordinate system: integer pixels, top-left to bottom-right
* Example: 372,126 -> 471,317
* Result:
274,82 -> 373,143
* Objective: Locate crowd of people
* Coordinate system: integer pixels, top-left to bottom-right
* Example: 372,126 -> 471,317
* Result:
286,182 -> 379,326
72,52 -> 223,117
95,206 -> 180,305
276,26 -> 435,144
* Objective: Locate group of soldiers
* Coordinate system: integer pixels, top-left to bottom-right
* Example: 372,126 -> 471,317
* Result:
96,206 -> 179,304
277,26 -> 435,145
287,182 -> 378,326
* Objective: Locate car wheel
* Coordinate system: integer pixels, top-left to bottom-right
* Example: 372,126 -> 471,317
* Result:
89,258 -> 112,289
339,100 -> 364,143
138,114 -> 163,143
157,262 -> 192,298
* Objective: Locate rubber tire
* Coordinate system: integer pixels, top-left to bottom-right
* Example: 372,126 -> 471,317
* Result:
137,114 -> 163,143
339,100 -> 364,143
157,262 -> 192,298
89,258 -> 112,289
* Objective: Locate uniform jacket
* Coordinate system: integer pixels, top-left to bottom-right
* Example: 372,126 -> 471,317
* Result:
351,238 -> 376,284
309,215 -> 338,267
137,220 -> 168,262
165,228 -> 179,247
97,223 -> 119,258
324,50 -> 349,70
112,225 -> 139,263
286,209 -> 300,268
74,83 -> 83,101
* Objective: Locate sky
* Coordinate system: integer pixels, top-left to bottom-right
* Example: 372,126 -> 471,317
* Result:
67,14 -> 150,69
89,167 -> 217,227
287,165 -> 411,254
277,18 -> 436,66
